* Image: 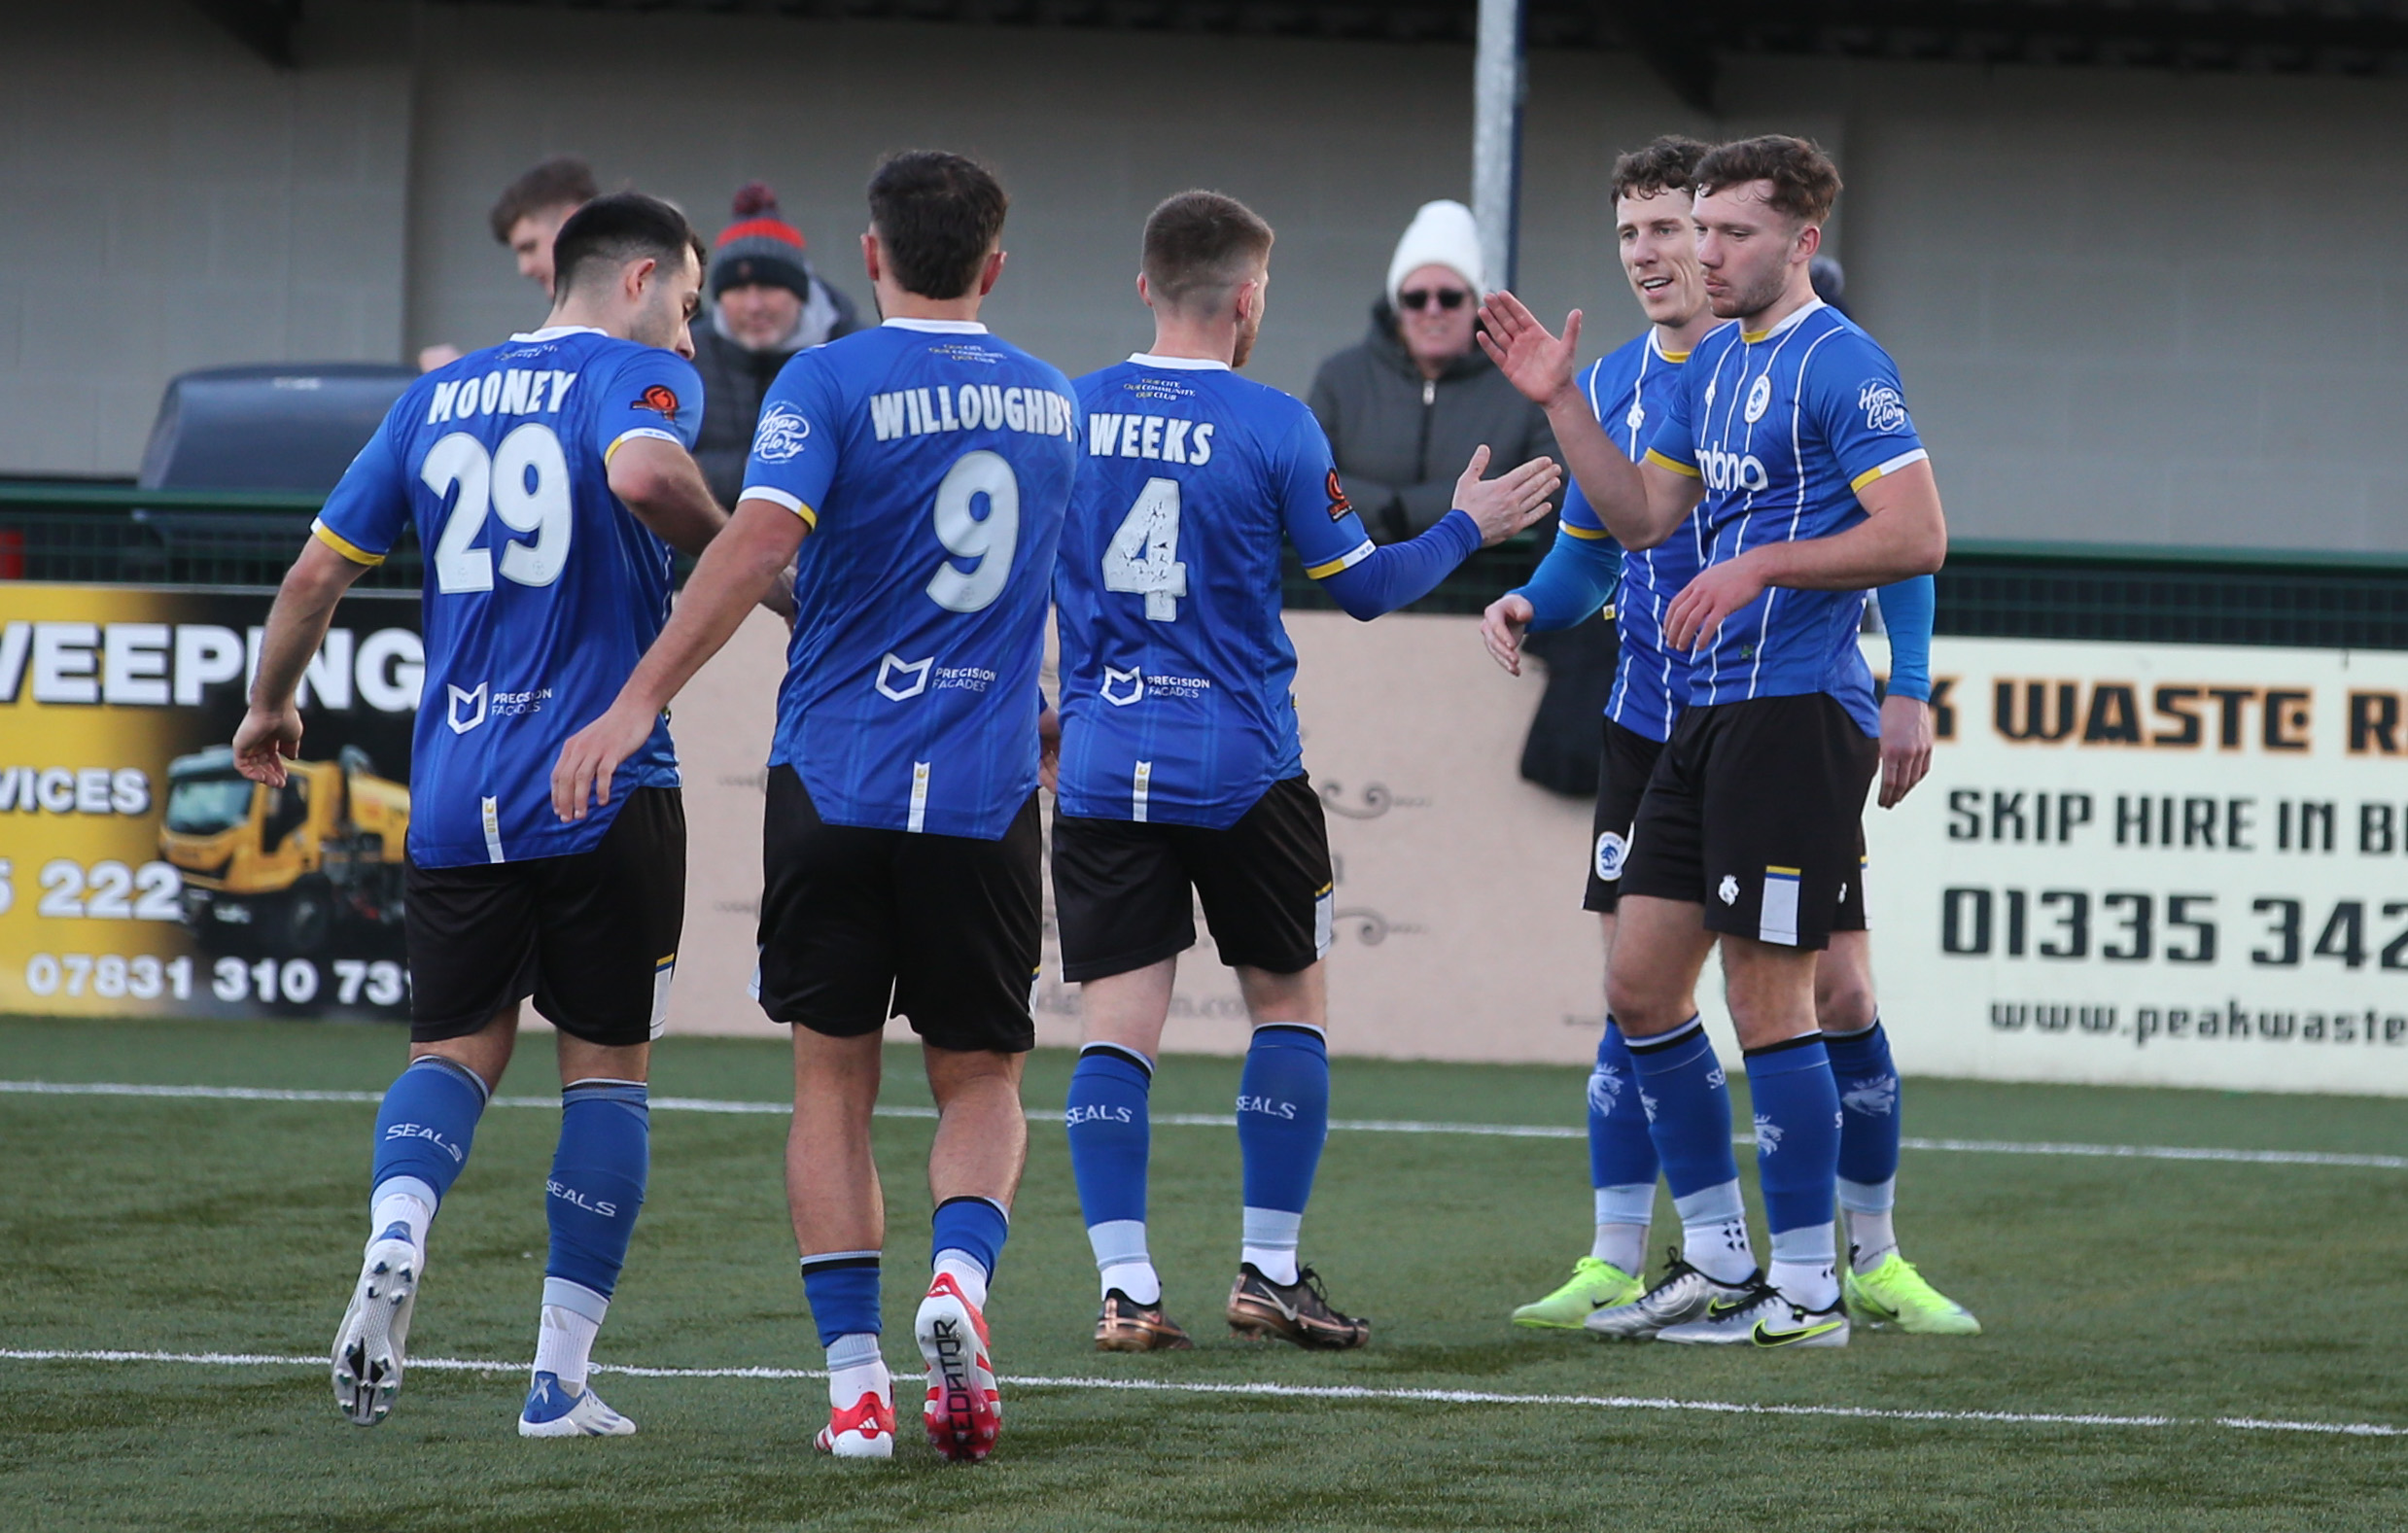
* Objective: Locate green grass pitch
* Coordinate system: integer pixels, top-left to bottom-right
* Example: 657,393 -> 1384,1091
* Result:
2,1013 -> 2403,1531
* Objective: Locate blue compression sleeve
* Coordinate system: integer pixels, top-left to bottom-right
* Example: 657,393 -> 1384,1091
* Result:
1314,510 -> 1482,620
1874,575 -> 1934,701
1510,528 -> 1621,633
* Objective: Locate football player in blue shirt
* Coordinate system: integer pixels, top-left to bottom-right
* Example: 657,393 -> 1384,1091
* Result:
551,152 -> 1076,1464
1483,138 -> 1978,1340
1479,136 -> 1947,1347
237,193 -> 753,1435
1053,192 -> 1561,1353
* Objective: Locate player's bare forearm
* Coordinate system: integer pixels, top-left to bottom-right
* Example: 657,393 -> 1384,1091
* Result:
234,539 -> 365,784
551,500 -> 805,821
609,436 -> 728,558
621,500 -> 804,715
1543,401 -> 1649,532
1743,472 -> 1946,591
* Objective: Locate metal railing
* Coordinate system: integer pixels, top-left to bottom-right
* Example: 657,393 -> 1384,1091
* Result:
7,483 -> 2406,650
0,482 -> 421,590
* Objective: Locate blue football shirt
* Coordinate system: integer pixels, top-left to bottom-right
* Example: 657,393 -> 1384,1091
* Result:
1641,299 -> 1929,735
1556,329 -> 1712,744
312,326 -> 699,868
739,318 -> 1078,839
1055,355 -> 1381,828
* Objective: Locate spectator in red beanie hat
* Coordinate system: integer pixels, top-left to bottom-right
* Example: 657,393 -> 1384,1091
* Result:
691,181 -> 862,505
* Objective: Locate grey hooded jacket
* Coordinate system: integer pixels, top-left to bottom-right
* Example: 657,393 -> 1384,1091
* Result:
1306,300 -> 1557,543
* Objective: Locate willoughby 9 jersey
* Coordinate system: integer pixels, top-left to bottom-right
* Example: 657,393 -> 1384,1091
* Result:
311,326 -> 699,868
1641,299 -> 1929,736
1557,330 -> 1711,744
739,319 -> 1078,840
1055,355 -> 1378,829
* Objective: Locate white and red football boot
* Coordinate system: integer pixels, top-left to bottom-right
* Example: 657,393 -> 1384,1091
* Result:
814,1388 -> 896,1460
915,1272 -> 1001,1463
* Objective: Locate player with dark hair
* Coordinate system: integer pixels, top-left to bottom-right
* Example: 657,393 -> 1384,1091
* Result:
1483,138 -> 1976,1338
1053,190 -> 1560,1352
490,156 -> 601,296
551,151 -> 1075,1464
243,192 -> 751,1435
1479,135 -> 1947,1347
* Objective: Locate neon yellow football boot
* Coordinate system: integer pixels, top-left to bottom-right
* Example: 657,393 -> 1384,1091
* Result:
1512,1256 -> 1645,1330
1842,1253 -> 1981,1336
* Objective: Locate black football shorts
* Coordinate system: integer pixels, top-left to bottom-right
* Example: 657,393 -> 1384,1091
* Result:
1052,775 -> 1334,983
753,766 -> 1040,1054
1621,693 -> 1878,951
405,786 -> 685,1047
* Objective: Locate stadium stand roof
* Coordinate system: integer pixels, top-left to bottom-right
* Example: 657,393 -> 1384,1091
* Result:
196,2 -> 2408,109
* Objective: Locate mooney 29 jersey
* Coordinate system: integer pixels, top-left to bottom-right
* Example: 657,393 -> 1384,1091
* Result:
1641,299 -> 1928,736
312,326 -> 699,868
740,318 -> 1078,840
1557,329 -> 1711,744
1055,355 -> 1379,829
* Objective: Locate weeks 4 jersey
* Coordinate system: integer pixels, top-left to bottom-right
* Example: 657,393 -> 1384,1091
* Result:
741,319 -> 1078,839
312,326 -> 697,868
1056,354 -> 1377,828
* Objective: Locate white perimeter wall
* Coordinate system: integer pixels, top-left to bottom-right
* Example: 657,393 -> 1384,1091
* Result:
0,1 -> 2402,550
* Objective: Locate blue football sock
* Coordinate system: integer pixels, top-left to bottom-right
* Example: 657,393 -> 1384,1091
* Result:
931,1195 -> 1010,1307
1238,1023 -> 1329,1285
1588,1023 -> 1658,1270
368,1056 -> 488,1244
543,1079 -> 649,1307
1745,1033 -> 1843,1307
800,1251 -> 882,1347
1066,1043 -> 1158,1301
1827,1017 -> 1902,1265
1625,1016 -> 1752,1282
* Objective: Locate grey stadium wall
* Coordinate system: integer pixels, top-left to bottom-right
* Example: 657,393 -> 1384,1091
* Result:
2,0 -> 2405,551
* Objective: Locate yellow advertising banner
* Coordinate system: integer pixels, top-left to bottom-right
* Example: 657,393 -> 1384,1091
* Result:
0,583 -> 423,1019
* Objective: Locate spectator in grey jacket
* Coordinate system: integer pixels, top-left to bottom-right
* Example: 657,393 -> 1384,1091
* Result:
1308,200 -> 1555,542
690,182 -> 863,505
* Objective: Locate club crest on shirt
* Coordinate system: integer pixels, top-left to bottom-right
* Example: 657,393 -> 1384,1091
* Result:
632,384 -> 681,422
1324,469 -> 1352,521
751,402 -> 811,462
1860,381 -> 1909,433
1624,401 -> 1646,435
1743,373 -> 1772,424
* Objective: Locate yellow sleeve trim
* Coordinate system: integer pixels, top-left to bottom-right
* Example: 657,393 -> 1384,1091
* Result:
1559,522 -> 1613,540
739,485 -> 818,527
310,519 -> 385,568
1643,448 -> 1701,479
1304,539 -> 1376,579
1848,447 -> 1931,493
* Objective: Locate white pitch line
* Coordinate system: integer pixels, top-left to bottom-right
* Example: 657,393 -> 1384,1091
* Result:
0,1347 -> 2396,1439
3,1080 -> 2401,1170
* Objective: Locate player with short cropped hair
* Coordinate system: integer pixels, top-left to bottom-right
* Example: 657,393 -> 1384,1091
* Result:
1483,139 -> 1976,1338
241,192 -> 745,1435
1480,135 -> 1947,1347
551,151 -> 1076,1463
1054,190 -> 1561,1352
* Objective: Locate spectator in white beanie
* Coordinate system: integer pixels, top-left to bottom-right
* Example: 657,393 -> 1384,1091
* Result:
1309,200 -> 1554,543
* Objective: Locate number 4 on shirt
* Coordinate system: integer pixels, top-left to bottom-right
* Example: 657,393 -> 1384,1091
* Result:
1102,476 -> 1188,622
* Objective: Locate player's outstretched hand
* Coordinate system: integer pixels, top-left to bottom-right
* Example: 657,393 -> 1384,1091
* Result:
231,703 -> 301,787
1877,692 -> 1935,809
1663,550 -> 1767,654
1475,291 -> 1582,410
551,700 -> 657,822
1452,445 -> 1563,546
1481,593 -> 1536,677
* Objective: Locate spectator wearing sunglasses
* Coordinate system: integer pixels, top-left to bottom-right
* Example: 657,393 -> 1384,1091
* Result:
1308,200 -> 1556,544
